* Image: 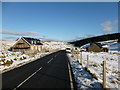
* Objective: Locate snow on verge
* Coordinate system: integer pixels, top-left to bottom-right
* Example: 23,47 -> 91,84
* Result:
67,54 -> 102,89
80,52 -> 119,89
0,51 -> 50,73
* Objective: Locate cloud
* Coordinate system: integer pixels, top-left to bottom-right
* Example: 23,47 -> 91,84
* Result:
0,30 -> 42,36
86,34 -> 95,38
76,34 -> 95,39
0,30 -> 47,39
101,21 -> 113,34
1,36 -> 18,40
69,34 -> 95,42
114,20 -> 118,24
101,20 -> 118,34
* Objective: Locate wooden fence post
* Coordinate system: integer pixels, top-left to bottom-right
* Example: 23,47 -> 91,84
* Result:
81,51 -> 82,65
75,51 -> 77,60
77,51 -> 79,61
87,55 -> 89,70
72,51 -> 74,58
73,51 -> 75,59
103,61 -> 106,88
76,51 -> 78,60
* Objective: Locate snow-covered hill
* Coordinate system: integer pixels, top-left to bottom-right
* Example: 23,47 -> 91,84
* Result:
81,39 -> 120,53
41,40 -> 73,52
98,39 -> 120,53
0,40 -> 15,51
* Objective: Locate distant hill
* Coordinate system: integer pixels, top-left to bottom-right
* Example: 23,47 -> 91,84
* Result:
69,33 -> 120,47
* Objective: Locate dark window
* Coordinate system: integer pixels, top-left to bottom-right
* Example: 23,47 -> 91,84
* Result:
17,43 -> 24,45
13,47 -> 30,49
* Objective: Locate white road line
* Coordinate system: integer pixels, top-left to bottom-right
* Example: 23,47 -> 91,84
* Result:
47,53 -> 59,64
54,55 -> 57,57
13,67 -> 42,90
68,63 -> 74,90
47,58 -> 53,63
13,52 -> 60,90
54,53 -> 59,57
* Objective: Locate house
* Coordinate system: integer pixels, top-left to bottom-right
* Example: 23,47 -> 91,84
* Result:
11,37 -> 43,52
86,42 -> 108,52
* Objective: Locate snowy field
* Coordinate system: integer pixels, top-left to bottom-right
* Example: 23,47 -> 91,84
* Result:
0,40 -> 72,73
41,40 -> 73,51
0,50 -> 50,73
78,40 -> 120,88
68,51 -> 119,89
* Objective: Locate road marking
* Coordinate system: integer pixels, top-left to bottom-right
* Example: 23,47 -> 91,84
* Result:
47,58 -> 53,63
54,53 -> 59,57
13,67 -> 42,90
47,53 -> 59,64
54,54 -> 57,58
68,63 -> 74,90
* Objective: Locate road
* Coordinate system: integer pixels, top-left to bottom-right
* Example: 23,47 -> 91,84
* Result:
2,50 -> 77,89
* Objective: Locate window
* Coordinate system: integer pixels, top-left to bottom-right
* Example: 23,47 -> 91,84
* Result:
17,43 -> 24,45
34,41 -> 36,44
37,41 -> 40,43
31,41 -> 34,44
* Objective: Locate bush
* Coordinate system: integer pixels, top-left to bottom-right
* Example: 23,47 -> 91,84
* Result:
93,64 -> 98,67
19,56 -> 27,60
14,58 -> 17,61
101,63 -> 103,66
0,59 -> 5,62
20,57 -> 23,60
0,56 -> 6,58
23,56 -> 27,59
2,60 -> 13,66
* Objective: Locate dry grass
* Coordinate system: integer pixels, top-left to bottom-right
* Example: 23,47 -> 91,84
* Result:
20,56 -> 27,60
14,58 -> 17,61
116,77 -> 120,81
92,64 -> 98,67
0,59 -> 5,62
0,56 -> 6,58
2,60 -> 13,66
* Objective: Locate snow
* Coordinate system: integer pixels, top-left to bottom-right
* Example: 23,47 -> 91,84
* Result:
98,40 -> 120,54
81,39 -> 120,54
73,39 -> 120,89
0,50 -> 50,72
109,42 -> 120,53
0,40 -> 73,73
1,39 -> 119,89
67,54 -> 102,89
68,51 -> 119,89
41,41 -> 73,51
102,45 -> 108,48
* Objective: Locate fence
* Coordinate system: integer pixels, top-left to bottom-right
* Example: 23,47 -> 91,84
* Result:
71,50 -> 107,88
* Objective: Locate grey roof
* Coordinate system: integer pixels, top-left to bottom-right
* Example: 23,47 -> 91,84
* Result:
22,37 -> 43,45
85,42 -> 108,49
88,42 -> 102,48
94,43 -> 102,48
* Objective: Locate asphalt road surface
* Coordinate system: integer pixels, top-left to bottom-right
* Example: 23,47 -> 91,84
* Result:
2,50 -> 77,89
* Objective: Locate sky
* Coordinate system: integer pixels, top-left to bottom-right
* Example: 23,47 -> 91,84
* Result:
1,2 -> 118,41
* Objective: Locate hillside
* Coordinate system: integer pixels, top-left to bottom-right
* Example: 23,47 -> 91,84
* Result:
69,33 -> 120,47
81,39 -> 120,53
